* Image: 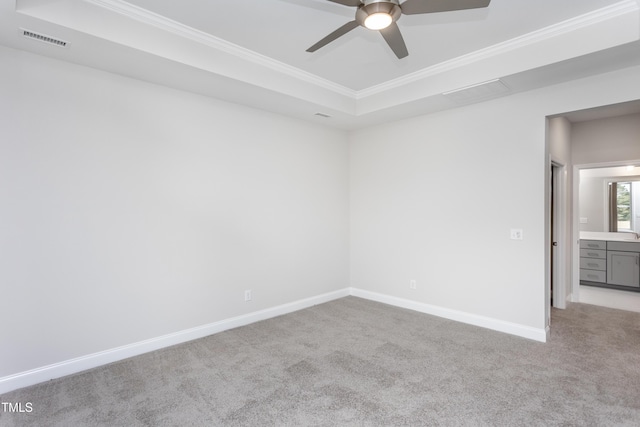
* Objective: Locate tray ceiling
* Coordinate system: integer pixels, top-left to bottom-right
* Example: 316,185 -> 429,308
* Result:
1,0 -> 640,129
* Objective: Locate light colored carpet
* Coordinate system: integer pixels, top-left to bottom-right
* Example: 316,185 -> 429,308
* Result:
2,296 -> 640,426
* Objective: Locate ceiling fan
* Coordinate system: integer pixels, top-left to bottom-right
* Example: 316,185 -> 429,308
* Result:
306,0 -> 491,59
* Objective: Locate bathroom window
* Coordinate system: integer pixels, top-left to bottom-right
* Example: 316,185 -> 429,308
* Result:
617,182 -> 632,230
610,181 -> 633,232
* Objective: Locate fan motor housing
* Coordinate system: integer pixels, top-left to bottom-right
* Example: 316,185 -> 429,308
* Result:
356,1 -> 402,27
362,0 -> 400,5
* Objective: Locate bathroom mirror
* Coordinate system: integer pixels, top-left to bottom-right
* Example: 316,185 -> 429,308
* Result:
579,166 -> 640,235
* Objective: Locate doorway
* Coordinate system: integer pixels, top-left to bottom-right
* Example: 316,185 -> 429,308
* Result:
572,161 -> 640,313
549,100 -> 640,316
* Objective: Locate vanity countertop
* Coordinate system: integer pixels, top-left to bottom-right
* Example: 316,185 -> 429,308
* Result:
580,231 -> 639,242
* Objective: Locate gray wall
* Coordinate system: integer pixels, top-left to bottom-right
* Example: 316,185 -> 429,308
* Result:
572,112 -> 640,311
350,65 -> 640,333
575,112 -> 640,232
549,117 -> 573,306
579,176 -> 606,232
572,112 -> 640,165
0,45 -> 350,379
4,42 -> 640,388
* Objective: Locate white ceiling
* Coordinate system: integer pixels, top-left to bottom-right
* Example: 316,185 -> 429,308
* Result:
121,0 -> 627,90
561,99 -> 640,123
1,0 -> 640,129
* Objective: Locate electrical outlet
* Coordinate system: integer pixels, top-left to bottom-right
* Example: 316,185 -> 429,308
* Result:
510,229 -> 523,240
410,280 -> 416,290
244,290 -> 252,302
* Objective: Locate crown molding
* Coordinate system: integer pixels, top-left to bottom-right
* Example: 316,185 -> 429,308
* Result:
83,0 -> 357,98
357,0 -> 640,99
62,0 -> 640,111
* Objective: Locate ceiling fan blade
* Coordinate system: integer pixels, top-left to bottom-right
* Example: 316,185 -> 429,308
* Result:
379,22 -> 408,59
306,20 -> 360,52
400,0 -> 490,15
327,0 -> 361,6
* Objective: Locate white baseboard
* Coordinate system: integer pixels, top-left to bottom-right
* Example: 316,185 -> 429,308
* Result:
566,292 -> 573,305
349,288 -> 547,343
1,287 -> 547,394
0,288 -> 350,395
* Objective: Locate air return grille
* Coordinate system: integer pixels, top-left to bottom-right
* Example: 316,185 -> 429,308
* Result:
22,29 -> 68,48
442,79 -> 510,105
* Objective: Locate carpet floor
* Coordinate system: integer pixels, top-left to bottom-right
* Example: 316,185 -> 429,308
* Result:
1,296 -> 640,426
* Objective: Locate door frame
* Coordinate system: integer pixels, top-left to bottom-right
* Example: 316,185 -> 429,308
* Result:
551,161 -> 567,310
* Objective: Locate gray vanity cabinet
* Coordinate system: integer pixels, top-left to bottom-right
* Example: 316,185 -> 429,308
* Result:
581,240 -> 640,291
580,240 -> 607,283
607,251 -> 639,287
606,242 -> 640,288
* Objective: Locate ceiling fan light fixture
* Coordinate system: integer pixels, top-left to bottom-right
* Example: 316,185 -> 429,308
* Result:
356,1 -> 401,30
307,0 -> 492,59
364,12 -> 392,30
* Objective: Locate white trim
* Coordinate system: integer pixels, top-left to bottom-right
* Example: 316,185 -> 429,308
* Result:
84,0 -> 638,101
349,288 -> 547,343
551,161 -> 567,310
358,0 -> 639,98
0,288 -> 350,394
0,286 -> 551,394
572,164 -> 582,303
83,0 -> 357,98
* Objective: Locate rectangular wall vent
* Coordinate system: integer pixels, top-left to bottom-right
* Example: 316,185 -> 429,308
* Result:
22,29 -> 68,48
442,79 -> 510,105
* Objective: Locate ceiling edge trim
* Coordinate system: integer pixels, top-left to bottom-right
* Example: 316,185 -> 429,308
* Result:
356,0 -> 640,99
84,0 -> 357,98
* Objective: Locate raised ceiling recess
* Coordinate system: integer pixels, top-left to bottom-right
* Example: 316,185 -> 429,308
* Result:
307,0 -> 491,59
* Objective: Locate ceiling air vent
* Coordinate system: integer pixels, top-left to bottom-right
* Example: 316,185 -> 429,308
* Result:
314,112 -> 331,118
22,29 -> 68,48
442,79 -> 510,105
